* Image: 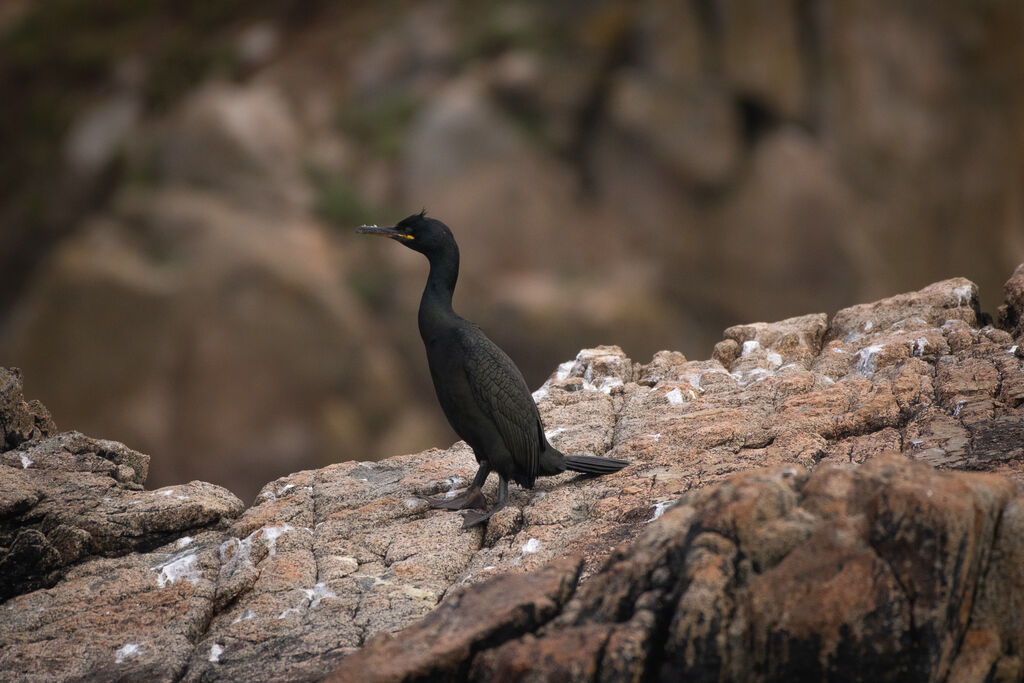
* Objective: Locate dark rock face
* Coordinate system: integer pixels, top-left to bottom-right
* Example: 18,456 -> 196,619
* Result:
329,557 -> 583,683
0,369 -> 244,602
2,266 -> 1024,681
999,264 -> 1024,342
0,367 -> 55,452
417,457 -> 1021,683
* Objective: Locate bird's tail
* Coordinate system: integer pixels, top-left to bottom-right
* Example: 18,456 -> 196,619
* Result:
563,455 -> 628,475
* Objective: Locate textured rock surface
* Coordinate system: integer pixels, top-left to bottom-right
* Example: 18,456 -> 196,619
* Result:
3,269 -> 1024,681
0,367 -> 54,452
1,373 -> 244,602
349,456 -> 1019,682
5,0 -> 1024,503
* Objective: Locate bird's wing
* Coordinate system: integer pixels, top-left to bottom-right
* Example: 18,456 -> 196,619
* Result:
457,327 -> 539,481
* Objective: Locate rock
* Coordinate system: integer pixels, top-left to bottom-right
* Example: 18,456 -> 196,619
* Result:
0,367 -> 54,452
605,70 -> 740,186
719,0 -> 806,119
0,154 -> 435,502
828,277 -> 981,343
0,430 -> 243,601
64,93 -> 141,174
998,263 -> 1024,342
5,1 -> 1024,481
4,267 -> 1024,681
2,530 -> 226,682
603,0 -> 739,187
342,455 -> 1021,682
326,556 -> 582,683
154,82 -> 305,209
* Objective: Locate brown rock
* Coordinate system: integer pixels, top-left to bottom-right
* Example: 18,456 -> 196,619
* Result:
5,268 -> 1024,681
332,456 -> 1020,682
998,263 -> 1024,341
0,367 -> 55,452
326,556 -> 582,683
827,277 -> 980,343
0,431 -> 242,601
719,0 -> 806,118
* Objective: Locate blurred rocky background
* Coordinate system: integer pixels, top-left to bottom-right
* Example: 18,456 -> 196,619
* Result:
1,0 -> 1022,502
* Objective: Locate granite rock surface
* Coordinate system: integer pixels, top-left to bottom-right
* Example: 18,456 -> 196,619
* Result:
2,267 -> 1024,681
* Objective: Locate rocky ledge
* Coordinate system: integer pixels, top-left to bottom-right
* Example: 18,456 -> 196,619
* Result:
2,265 -> 1024,682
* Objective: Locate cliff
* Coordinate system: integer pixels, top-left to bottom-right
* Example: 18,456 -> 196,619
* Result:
4,0 -> 1024,503
2,264 -> 1024,681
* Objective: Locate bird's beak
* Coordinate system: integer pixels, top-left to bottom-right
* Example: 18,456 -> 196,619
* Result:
356,225 -> 414,241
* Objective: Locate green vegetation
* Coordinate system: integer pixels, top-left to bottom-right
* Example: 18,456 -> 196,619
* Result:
306,165 -> 374,228
337,94 -> 421,158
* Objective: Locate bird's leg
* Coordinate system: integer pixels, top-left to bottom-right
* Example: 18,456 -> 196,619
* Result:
422,462 -> 490,511
461,476 -> 508,529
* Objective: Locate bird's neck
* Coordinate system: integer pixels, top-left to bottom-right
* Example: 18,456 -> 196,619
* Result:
418,249 -> 459,340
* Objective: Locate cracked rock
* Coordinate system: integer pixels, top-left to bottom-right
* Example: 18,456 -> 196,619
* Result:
4,266 -> 1024,681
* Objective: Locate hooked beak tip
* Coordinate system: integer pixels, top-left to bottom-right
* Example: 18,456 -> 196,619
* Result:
356,224 -> 414,241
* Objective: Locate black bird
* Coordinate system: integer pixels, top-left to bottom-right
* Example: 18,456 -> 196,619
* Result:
357,212 -> 628,528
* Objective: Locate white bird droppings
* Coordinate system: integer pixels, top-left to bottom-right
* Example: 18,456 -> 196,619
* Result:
953,285 -> 973,307
646,501 -> 672,523
279,582 -> 337,619
532,360 -> 577,402
19,453 -> 33,468
306,582 -> 337,609
522,538 -> 542,554
665,388 -> 684,405
232,609 -> 256,624
153,551 -> 200,588
555,360 -> 575,381
208,644 -> 224,663
260,524 -> 293,555
115,643 -> 141,664
544,427 -> 566,440
854,345 -> 884,374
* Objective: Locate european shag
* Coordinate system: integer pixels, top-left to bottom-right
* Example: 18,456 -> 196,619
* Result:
357,212 -> 628,528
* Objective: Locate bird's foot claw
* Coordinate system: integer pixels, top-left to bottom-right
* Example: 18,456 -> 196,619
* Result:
460,509 -> 493,529
422,487 -> 487,511
460,500 -> 507,529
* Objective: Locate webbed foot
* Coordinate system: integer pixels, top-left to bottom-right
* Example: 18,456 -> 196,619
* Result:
422,486 -> 487,511
459,475 -> 509,529
460,502 -> 505,529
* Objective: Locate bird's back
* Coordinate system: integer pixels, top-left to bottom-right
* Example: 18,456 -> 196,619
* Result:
424,318 -> 549,486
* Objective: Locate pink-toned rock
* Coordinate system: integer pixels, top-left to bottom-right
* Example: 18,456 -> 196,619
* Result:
4,267 -> 1024,681
350,456 -> 1021,682
999,264 -> 1024,342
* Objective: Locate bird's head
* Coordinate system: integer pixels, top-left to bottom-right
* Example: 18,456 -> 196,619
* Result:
356,210 -> 456,259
